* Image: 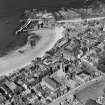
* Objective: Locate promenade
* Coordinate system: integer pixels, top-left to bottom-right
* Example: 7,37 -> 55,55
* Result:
57,16 -> 105,23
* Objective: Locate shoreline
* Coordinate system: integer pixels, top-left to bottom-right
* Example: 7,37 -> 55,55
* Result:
0,27 -> 64,76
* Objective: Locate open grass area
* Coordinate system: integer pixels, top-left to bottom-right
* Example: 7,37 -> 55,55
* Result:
76,80 -> 105,104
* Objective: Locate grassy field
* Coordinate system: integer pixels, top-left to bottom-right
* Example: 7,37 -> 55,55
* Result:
76,80 -> 105,104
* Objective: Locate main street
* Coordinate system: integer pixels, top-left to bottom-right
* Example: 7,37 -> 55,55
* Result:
57,16 -> 105,23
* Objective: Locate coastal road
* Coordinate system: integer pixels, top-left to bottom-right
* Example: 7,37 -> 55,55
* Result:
0,26 -> 64,76
17,16 -> 105,34
57,16 -> 105,23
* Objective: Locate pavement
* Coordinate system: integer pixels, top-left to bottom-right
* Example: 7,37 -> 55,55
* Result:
57,16 -> 105,23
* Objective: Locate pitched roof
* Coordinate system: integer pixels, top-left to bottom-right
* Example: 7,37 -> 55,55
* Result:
44,77 -> 61,91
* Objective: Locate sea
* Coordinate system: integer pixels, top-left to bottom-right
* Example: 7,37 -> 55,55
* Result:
0,0 -> 91,23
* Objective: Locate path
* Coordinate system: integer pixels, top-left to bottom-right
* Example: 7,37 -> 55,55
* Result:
57,16 -> 105,23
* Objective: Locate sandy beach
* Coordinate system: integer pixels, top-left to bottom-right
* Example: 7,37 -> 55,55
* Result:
0,26 -> 64,76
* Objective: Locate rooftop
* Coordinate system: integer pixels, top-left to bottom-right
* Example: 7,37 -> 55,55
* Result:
42,77 -> 61,91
